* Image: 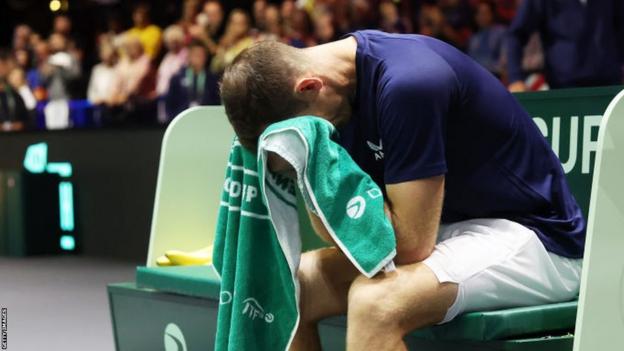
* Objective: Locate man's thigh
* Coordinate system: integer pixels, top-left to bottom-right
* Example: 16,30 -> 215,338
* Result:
423,218 -> 582,323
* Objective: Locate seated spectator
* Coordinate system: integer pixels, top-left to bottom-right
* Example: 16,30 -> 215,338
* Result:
468,1 -> 506,77
125,2 -> 162,60
165,40 -> 220,119
0,51 -> 28,132
87,41 -> 118,105
157,25 -> 189,122
210,9 -> 254,74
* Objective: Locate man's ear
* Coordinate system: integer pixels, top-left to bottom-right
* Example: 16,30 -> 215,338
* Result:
294,77 -> 323,100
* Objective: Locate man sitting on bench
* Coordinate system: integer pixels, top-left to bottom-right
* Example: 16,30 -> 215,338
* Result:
219,30 -> 585,351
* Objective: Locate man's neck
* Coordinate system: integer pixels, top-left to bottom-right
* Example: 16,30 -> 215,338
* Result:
304,36 -> 357,97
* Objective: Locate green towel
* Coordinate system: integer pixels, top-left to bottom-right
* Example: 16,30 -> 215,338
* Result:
213,116 -> 396,351
212,139 -> 298,351
258,116 -> 397,277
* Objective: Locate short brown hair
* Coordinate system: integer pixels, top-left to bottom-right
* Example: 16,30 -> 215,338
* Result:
220,40 -> 309,150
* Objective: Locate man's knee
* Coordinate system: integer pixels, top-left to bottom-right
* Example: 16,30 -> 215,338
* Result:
347,275 -> 402,330
347,267 -> 458,333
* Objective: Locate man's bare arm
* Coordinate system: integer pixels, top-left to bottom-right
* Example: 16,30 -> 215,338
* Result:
385,175 -> 444,265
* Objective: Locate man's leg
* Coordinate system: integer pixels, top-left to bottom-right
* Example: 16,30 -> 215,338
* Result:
291,247 -> 458,351
347,263 -> 457,351
291,247 -> 360,351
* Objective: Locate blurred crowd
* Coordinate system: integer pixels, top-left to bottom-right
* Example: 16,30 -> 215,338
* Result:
0,0 -> 622,131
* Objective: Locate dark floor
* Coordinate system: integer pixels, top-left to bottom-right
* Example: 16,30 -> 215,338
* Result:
0,255 -> 137,351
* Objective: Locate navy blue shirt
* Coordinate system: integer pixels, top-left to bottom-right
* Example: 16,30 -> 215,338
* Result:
506,0 -> 624,88
339,30 -> 585,258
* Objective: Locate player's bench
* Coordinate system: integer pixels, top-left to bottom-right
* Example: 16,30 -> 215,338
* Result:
108,86 -> 624,350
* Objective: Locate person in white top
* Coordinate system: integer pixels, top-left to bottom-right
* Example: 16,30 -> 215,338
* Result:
156,25 -> 188,122
87,41 -> 118,105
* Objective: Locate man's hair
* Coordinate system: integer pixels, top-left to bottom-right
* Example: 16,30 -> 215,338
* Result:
220,40 -> 309,150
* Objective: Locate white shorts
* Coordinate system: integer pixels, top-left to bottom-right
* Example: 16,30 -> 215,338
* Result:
422,218 -> 582,324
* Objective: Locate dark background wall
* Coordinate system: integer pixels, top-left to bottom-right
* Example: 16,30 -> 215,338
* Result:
0,128 -> 165,262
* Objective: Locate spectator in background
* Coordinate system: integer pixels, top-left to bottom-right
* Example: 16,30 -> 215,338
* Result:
190,0 -> 225,56
258,4 -> 283,41
506,0 -> 624,91
12,25 -> 32,51
8,68 -> 37,113
252,0 -> 268,33
87,41 -> 118,106
210,9 -> 253,74
379,0 -> 407,33
438,0 -> 474,51
285,9 -> 316,48
52,14 -> 83,77
314,10 -> 338,44
29,40 -> 50,101
107,35 -> 156,125
43,33 -> 81,101
157,25 -> 189,123
0,51 -> 28,132
468,1 -> 506,77
165,40 -> 219,119
126,2 -> 163,60
42,33 -> 82,129
178,0 -> 201,39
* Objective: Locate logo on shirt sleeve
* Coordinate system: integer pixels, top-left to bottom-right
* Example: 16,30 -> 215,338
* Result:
367,139 -> 384,161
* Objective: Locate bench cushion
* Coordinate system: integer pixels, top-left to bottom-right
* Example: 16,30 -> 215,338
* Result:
135,265 -> 577,341
136,265 -> 220,299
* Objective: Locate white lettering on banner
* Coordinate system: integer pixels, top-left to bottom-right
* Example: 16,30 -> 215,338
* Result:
582,115 -> 601,174
533,117 -> 548,137
551,116 -> 579,173
242,298 -> 274,323
533,115 -> 601,174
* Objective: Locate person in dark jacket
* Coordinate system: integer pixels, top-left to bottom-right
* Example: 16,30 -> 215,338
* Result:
506,0 -> 624,91
165,40 -> 220,120
0,50 -> 28,131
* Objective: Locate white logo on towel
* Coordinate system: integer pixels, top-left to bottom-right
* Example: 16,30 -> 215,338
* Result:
346,196 -> 366,219
367,139 -> 384,161
164,323 -> 187,351
242,297 -> 274,323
